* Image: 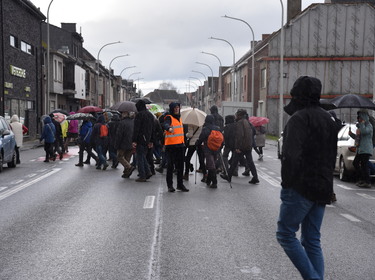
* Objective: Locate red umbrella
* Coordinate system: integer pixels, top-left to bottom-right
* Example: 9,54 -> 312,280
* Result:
52,112 -> 66,123
77,106 -> 103,113
249,116 -> 269,127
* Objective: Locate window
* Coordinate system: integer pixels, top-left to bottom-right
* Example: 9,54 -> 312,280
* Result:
53,59 -> 63,82
20,41 -> 33,55
10,35 -> 18,48
261,68 -> 267,89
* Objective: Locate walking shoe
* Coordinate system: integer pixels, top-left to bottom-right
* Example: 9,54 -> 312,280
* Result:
51,155 -> 56,161
220,173 -> 231,182
189,164 -> 194,172
242,171 -> 250,176
177,185 -> 189,192
59,153 -> 63,160
135,178 -> 147,182
258,154 -> 263,161
155,166 -> 164,173
75,163 -> 84,167
43,159 -> 49,163
208,183 -> 217,189
201,174 -> 207,183
183,173 -> 189,181
249,178 -> 260,184
102,163 -> 109,170
83,160 -> 90,164
196,169 -> 203,173
168,186 -> 175,192
146,173 -> 153,179
127,166 -> 136,177
96,165 -> 102,170
358,182 -> 371,188
356,181 -> 364,186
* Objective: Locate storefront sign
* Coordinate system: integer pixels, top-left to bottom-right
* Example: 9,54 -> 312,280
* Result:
4,82 -> 13,88
10,65 -> 26,78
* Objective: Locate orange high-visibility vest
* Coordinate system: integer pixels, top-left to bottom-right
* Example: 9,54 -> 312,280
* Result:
164,115 -> 185,145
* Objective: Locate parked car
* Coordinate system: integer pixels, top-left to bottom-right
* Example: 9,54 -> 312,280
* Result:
277,132 -> 283,159
0,116 -> 17,172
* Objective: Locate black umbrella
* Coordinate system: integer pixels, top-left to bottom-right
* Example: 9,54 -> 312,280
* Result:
330,94 -> 375,109
319,99 -> 337,111
110,101 -> 138,112
130,97 -> 153,104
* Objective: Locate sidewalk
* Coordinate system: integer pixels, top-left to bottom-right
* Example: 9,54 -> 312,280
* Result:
20,139 -> 43,151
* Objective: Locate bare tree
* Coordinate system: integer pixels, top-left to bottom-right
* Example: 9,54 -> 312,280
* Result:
159,81 -> 177,91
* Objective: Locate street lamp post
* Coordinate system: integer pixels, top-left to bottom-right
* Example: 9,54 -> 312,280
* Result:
188,76 -> 203,86
209,36 -> 236,101
46,0 -> 54,114
202,51 -> 223,104
120,65 -> 136,77
279,0 -> 285,136
128,72 -> 141,80
196,62 -> 214,109
96,41 -> 121,107
107,54 -> 129,107
192,70 -> 206,81
222,15 -> 255,115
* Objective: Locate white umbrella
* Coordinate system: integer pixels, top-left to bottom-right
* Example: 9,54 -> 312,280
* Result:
180,107 -> 207,127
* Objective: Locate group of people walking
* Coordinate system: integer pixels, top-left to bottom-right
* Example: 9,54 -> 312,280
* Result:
39,101 -> 266,193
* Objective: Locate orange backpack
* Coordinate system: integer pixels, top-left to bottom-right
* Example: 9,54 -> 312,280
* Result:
207,130 -> 224,151
100,124 -> 108,138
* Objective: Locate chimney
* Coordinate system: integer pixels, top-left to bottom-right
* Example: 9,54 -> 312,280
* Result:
287,0 -> 301,22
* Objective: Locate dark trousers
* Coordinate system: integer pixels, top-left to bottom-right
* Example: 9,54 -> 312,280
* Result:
184,145 -> 205,174
44,142 -> 54,159
228,149 -> 258,180
79,142 -> 97,164
353,153 -> 371,183
166,145 -> 184,188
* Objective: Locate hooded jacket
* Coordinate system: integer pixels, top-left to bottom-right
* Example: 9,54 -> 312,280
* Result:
79,120 -> 93,144
91,115 -> 108,146
223,115 -> 236,150
281,76 -> 338,204
195,115 -> 220,152
10,115 -> 23,147
210,105 -> 224,131
40,116 -> 56,144
132,99 -> 155,146
233,111 -> 253,152
356,111 -> 373,155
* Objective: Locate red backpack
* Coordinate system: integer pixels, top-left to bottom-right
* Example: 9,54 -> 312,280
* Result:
207,130 -> 224,151
99,124 -> 108,138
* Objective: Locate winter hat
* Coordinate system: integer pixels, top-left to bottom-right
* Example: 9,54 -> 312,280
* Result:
136,99 -> 147,111
284,76 -> 322,116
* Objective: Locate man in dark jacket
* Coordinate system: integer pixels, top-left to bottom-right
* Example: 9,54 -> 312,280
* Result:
91,115 -> 109,170
220,109 -> 259,184
75,119 -> 98,167
115,111 -> 136,178
222,115 -> 236,175
162,102 -> 189,192
276,76 -> 338,280
209,105 -> 224,131
132,100 -> 154,182
195,115 -> 221,188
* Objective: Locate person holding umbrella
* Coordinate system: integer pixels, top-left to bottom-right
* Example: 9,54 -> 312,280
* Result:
349,110 -> 373,188
75,119 -> 98,167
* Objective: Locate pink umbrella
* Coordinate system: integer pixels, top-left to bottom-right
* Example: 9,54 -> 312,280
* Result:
53,112 -> 66,123
77,106 -> 103,113
249,116 -> 269,127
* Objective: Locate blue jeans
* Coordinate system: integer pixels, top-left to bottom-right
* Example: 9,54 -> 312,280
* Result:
96,144 -> 107,167
136,144 -> 150,179
276,188 -> 325,280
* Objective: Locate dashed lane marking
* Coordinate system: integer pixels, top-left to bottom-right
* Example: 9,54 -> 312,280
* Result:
0,168 -> 61,201
340,213 -> 361,222
0,187 -> 8,192
257,169 -> 280,187
336,184 -> 355,190
356,193 -> 375,199
143,196 -> 155,209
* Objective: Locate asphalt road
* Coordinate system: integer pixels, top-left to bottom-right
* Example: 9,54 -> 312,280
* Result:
0,141 -> 374,279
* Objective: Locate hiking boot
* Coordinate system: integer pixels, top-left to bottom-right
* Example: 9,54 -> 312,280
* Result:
249,178 -> 260,184
135,178 -> 147,182
177,185 -> 189,192
242,171 -> 250,176
220,173 -> 231,182
155,166 -> 164,173
168,186 -> 176,192
75,163 -> 84,167
102,162 -> 109,170
183,173 -> 189,181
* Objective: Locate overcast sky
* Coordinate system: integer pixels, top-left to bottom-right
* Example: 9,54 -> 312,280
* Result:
31,0 -> 324,95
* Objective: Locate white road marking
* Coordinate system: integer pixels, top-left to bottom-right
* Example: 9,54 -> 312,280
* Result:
336,184 -> 355,190
143,196 -> 155,209
340,213 -> 361,222
257,169 -> 280,187
25,173 -> 37,178
9,179 -> 24,185
356,193 -> 375,199
0,168 -> 61,201
0,187 -> 8,192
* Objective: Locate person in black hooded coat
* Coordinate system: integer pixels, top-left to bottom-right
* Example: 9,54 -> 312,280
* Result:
132,99 -> 155,182
276,76 -> 338,280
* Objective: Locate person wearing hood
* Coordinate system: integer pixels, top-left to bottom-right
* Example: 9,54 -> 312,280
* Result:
209,105 -> 224,131
162,102 -> 189,192
195,115 -> 221,188
349,110 -> 373,188
276,76 -> 338,280
132,99 -> 155,182
9,114 -> 23,164
221,115 -> 236,176
91,115 -> 109,170
75,119 -> 98,167
49,113 -> 64,160
40,116 -> 56,162
108,114 -> 120,168
220,109 -> 259,184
